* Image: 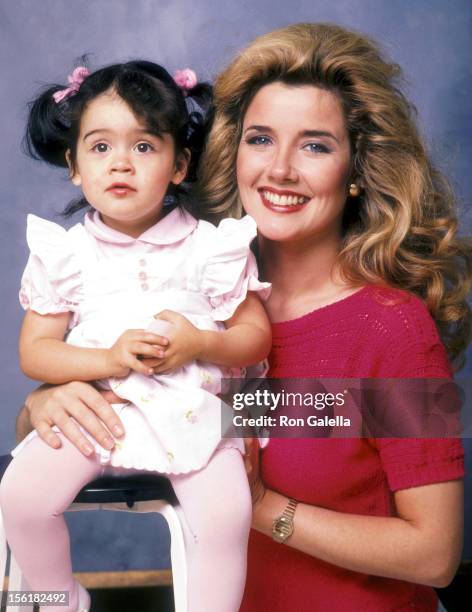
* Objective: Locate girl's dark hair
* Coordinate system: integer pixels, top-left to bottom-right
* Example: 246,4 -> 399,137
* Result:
25,60 -> 213,217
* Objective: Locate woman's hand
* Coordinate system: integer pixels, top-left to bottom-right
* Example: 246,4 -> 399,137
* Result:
107,329 -> 169,377
150,310 -> 204,374
244,437 -> 267,509
23,382 -> 125,456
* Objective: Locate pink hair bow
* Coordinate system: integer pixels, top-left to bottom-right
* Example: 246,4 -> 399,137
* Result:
53,66 -> 90,104
173,68 -> 197,95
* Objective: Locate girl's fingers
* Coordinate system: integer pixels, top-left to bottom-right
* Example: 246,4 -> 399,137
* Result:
140,358 -> 163,368
127,356 -> 155,376
152,361 -> 173,374
135,331 -> 169,346
131,342 -> 165,358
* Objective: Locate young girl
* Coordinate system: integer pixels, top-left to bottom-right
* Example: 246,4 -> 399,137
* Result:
0,61 -> 271,612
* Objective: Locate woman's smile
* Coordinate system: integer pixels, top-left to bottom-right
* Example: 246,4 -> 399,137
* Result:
258,187 -> 311,212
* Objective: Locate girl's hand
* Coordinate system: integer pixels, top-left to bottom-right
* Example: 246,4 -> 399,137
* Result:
244,437 -> 267,508
24,382 -> 126,457
106,329 -> 169,377
150,310 -> 204,374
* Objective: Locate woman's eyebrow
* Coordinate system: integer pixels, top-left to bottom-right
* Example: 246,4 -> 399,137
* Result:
301,130 -> 339,144
243,125 -> 276,135
243,125 -> 339,144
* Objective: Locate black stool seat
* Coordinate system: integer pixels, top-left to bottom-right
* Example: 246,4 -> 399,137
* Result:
0,454 -> 177,507
74,474 -> 177,506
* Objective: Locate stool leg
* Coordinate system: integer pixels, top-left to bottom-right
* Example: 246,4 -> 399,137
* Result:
8,553 -> 33,612
0,511 -> 8,609
159,504 -> 188,612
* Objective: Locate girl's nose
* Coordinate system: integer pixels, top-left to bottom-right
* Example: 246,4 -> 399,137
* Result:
267,147 -> 298,182
110,151 -> 134,173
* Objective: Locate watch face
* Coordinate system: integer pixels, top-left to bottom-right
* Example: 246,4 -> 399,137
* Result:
273,516 -> 294,542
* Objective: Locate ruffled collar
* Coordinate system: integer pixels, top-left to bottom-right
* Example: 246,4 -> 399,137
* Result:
84,207 -> 198,245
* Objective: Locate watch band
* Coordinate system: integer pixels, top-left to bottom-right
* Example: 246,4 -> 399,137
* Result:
272,497 -> 298,543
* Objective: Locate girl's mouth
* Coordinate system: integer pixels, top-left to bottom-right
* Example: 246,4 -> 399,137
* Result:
106,183 -> 137,196
258,188 -> 310,212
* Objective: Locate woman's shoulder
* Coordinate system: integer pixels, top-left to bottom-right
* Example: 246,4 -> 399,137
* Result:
362,285 -> 451,377
363,285 -> 439,342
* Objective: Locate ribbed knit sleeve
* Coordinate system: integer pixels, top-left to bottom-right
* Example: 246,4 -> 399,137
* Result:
372,437 -> 464,492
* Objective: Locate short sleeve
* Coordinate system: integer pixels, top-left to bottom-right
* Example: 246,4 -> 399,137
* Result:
372,437 -> 464,492
19,214 -> 83,315
201,215 -> 271,321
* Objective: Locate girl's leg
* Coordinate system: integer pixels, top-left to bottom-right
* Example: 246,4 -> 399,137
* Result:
0,436 -> 103,612
170,448 -> 252,612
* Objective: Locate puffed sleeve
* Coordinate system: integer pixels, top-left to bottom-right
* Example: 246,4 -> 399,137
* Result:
18,214 -> 83,314
201,215 -> 271,321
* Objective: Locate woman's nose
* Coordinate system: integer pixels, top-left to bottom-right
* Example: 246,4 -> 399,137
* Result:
267,147 -> 298,182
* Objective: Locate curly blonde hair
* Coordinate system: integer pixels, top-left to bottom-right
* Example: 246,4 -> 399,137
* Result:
198,22 -> 472,368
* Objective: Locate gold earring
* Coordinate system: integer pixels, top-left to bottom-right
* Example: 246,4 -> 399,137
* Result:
349,183 -> 361,197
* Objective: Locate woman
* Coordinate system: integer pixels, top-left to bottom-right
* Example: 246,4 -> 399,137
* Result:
16,23 -> 470,611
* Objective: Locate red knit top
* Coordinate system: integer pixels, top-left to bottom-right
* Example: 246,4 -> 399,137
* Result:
240,285 -> 464,612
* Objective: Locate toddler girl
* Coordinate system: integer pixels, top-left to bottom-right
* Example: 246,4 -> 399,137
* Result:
0,61 -> 271,612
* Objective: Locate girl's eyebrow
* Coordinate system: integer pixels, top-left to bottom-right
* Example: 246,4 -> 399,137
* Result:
243,125 -> 339,144
83,128 -> 157,141
83,128 -> 111,141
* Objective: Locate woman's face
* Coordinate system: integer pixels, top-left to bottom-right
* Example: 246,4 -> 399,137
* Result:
236,82 -> 352,246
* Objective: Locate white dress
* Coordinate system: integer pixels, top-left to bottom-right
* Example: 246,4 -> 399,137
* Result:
14,208 -> 270,474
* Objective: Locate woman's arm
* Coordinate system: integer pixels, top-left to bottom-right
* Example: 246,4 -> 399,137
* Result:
151,292 -> 272,373
247,443 -> 463,588
20,310 -> 169,384
17,383 -> 126,456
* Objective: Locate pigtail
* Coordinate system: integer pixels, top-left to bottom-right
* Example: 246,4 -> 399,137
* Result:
24,85 -> 73,168
184,82 -> 214,183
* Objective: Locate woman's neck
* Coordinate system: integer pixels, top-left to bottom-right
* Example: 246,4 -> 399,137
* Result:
259,233 -> 358,323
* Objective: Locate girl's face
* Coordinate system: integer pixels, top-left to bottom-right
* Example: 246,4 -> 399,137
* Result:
236,82 -> 352,247
68,90 -> 188,237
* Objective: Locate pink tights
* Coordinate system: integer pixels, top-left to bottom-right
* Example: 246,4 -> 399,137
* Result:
0,435 -> 251,612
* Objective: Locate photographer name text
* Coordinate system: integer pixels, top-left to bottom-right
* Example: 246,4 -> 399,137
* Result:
233,414 -> 351,428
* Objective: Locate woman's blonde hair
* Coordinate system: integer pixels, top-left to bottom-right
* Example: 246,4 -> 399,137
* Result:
198,22 -> 472,368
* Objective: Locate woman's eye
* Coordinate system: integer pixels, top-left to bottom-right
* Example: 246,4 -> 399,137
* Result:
135,142 -> 154,153
93,143 -> 109,153
246,135 -> 272,146
303,142 -> 330,154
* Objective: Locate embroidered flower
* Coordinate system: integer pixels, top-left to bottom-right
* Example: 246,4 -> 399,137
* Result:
199,369 -> 213,384
185,410 -> 198,424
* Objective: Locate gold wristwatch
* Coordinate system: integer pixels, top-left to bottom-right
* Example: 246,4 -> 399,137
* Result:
272,498 -> 298,543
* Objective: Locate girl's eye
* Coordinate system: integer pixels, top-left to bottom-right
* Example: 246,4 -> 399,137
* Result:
246,135 -> 272,146
135,142 -> 154,153
303,142 -> 330,154
93,143 -> 109,153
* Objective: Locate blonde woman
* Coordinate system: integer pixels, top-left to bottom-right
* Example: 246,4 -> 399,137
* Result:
16,23 -> 470,611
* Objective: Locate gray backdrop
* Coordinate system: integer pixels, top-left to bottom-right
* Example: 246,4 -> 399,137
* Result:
1,0 -> 471,574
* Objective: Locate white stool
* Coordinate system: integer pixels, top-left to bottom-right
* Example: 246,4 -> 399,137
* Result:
0,465 -> 188,612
